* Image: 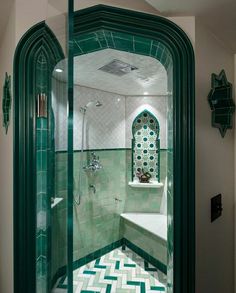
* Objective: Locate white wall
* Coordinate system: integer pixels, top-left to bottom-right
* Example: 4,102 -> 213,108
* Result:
73,86 -> 126,150
52,82 -> 168,151
168,16 -> 195,48
0,3 -> 15,293
195,19 -> 235,293
15,0 -> 48,43
235,53 -> 236,293
0,1 -> 48,292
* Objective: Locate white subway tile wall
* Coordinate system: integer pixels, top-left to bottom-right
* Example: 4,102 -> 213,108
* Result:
52,80 -> 168,151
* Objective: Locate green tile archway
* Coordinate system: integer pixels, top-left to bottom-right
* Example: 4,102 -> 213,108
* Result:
14,5 -> 195,293
14,23 -> 64,293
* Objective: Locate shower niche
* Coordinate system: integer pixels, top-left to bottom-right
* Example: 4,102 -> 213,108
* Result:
129,109 -> 163,188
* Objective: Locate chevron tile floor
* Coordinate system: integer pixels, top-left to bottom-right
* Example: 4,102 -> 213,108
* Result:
52,246 -> 166,293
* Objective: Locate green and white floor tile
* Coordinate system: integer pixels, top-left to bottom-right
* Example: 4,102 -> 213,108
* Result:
53,247 -> 166,293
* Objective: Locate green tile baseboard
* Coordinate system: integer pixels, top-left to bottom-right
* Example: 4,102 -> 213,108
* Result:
51,238 -> 167,288
124,238 -> 167,275
51,266 -> 67,290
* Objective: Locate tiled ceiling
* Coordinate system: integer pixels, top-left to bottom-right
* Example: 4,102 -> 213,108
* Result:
55,49 -> 167,96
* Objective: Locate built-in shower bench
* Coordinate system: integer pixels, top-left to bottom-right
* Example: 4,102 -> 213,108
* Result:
121,213 -> 167,241
120,213 -> 167,269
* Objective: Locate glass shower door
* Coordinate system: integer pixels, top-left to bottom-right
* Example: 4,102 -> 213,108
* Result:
70,4 -> 173,293
35,0 -> 74,292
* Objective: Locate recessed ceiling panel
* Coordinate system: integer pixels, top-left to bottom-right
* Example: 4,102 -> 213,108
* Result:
66,49 -> 168,95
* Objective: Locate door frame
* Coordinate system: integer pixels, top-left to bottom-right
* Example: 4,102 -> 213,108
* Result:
14,5 -> 195,293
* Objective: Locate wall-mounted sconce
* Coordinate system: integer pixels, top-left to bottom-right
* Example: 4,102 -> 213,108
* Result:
208,70 -> 235,137
2,73 -> 11,134
37,93 -> 47,118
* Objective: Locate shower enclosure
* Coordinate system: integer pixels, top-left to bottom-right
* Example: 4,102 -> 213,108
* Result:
50,57 -> 172,292
13,2 -> 195,293
42,2 -> 174,291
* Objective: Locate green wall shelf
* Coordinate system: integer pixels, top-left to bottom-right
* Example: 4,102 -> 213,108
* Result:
128,181 -> 163,188
51,197 -> 63,209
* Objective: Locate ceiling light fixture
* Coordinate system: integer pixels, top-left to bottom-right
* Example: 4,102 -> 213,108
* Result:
55,68 -> 63,73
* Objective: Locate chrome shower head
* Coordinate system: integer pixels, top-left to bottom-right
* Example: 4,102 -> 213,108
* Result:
95,100 -> 103,107
80,100 -> 103,113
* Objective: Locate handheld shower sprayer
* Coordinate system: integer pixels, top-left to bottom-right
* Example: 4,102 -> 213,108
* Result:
74,99 -> 103,205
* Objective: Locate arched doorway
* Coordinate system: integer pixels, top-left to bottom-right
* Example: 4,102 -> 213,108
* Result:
14,5 -> 195,293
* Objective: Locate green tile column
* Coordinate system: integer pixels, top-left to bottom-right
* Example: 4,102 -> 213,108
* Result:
36,117 -> 49,292
35,52 -> 51,293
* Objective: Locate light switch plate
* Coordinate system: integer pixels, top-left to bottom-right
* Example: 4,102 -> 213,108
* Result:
211,194 -> 223,222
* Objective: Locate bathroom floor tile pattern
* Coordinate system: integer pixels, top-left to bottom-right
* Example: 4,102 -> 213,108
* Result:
52,247 -> 166,292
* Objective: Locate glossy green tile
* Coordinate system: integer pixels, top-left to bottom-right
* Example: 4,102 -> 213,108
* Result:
77,39 -> 102,53
41,130 -> 47,149
53,147 -> 169,282
36,119 -> 42,129
94,31 -> 109,48
36,55 -> 50,292
36,151 -> 42,171
134,40 -> 152,55
41,118 -> 47,130
36,130 -> 42,149
84,270 -> 96,275
74,42 -> 84,55
149,44 -> 158,58
73,29 -> 172,70
41,150 -> 47,171
103,31 -> 115,48
75,32 -> 98,42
